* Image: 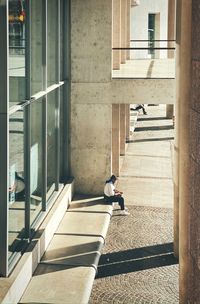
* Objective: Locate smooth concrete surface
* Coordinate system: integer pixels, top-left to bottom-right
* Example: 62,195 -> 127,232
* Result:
176,0 -> 192,302
70,103 -> 112,195
112,104 -> 120,176
71,0 -> 112,83
120,104 -> 126,155
69,196 -> 113,215
41,235 -> 104,269
57,211 -> 111,240
20,265 -> 96,304
71,78 -> 175,106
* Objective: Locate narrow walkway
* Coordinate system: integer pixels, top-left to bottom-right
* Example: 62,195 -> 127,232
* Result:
89,104 -> 179,303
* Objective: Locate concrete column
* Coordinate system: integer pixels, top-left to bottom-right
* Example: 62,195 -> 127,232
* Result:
168,0 -> 176,58
112,104 -> 120,176
126,0 -> 131,60
187,0 -> 200,302
154,14 -> 160,59
176,0 -> 192,302
125,104 -> 130,141
71,0 -> 112,194
166,0 -> 176,120
120,0 -> 127,64
112,0 -> 121,70
120,104 -> 126,155
166,104 -> 174,119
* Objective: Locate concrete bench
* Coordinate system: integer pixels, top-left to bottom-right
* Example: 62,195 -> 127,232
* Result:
19,196 -> 112,304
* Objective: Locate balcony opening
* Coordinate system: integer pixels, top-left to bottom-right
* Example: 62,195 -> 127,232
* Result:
112,0 -> 176,79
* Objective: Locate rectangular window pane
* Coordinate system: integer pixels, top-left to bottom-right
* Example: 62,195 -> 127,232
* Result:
148,14 -> 155,55
30,100 -> 43,224
47,0 -> 58,86
31,0 -> 44,95
9,0 -> 26,106
9,110 -> 25,258
47,91 -> 57,197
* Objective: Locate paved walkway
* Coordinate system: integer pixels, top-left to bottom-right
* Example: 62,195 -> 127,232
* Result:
89,104 -> 179,303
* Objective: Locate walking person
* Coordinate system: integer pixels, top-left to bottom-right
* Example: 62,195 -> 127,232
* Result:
104,175 -> 129,215
131,104 -> 147,115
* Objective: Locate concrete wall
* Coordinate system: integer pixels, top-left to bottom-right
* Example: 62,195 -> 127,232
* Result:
71,0 -> 112,194
72,78 -> 175,105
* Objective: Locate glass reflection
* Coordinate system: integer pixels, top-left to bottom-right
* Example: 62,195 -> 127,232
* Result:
30,100 -> 43,224
47,0 -> 58,86
9,110 -> 25,257
47,91 -> 57,197
31,0 -> 43,95
9,0 -> 26,106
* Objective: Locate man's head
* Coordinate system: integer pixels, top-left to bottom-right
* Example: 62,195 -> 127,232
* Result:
110,175 -> 117,183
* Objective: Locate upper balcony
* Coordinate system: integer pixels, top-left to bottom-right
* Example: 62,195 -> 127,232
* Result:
112,40 -> 175,79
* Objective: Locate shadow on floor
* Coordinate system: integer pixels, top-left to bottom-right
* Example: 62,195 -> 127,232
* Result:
96,242 -> 178,278
128,137 -> 174,143
137,116 -> 170,121
135,125 -> 174,132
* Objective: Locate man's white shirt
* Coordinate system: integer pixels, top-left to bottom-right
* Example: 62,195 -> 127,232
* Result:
104,181 -> 115,197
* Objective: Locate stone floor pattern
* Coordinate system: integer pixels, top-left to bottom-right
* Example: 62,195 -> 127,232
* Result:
89,105 -> 179,304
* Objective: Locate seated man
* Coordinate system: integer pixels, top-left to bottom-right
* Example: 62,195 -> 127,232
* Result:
104,175 -> 129,216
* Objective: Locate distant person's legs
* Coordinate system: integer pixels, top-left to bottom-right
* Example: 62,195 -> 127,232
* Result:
135,104 -> 147,115
104,195 -> 129,215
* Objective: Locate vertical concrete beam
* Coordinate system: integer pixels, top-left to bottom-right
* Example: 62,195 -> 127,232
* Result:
120,104 -> 126,155
166,104 -> 174,119
154,14 -> 160,59
176,0 -> 192,302
168,0 -> 176,58
126,0 -> 131,60
125,104 -> 130,141
166,1 -> 176,119
187,0 -> 200,302
112,0 -> 121,70
112,104 -> 120,175
120,0 -> 127,64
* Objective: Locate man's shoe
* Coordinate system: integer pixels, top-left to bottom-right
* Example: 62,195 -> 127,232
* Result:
121,210 -> 130,216
125,207 -> 128,211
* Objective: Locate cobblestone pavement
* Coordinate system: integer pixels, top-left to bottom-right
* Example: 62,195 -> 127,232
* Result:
89,105 -> 179,303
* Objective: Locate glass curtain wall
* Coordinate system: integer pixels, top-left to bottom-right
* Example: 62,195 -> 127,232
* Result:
0,0 -> 69,277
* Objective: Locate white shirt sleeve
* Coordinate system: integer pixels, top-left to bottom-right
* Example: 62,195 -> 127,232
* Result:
104,182 -> 115,197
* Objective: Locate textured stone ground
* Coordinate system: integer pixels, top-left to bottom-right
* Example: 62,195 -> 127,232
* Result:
89,105 -> 179,303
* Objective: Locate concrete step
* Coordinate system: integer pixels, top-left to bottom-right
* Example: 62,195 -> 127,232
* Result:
19,196 -> 113,304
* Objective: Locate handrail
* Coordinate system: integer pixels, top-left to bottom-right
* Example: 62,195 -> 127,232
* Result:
112,47 -> 175,50
130,39 -> 176,42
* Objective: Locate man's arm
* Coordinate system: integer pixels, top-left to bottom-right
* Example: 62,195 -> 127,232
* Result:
114,189 -> 123,196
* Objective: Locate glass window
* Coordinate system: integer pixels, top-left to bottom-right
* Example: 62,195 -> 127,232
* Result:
0,0 -> 70,277
31,0 -> 44,95
47,91 -> 57,198
9,0 -> 26,106
9,109 -> 25,258
30,100 -> 43,225
148,14 -> 155,56
47,0 -> 58,86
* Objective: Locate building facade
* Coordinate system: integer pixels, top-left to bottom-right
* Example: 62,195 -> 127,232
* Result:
0,0 -> 200,303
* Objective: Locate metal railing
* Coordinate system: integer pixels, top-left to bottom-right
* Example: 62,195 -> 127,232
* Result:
112,39 -> 176,79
